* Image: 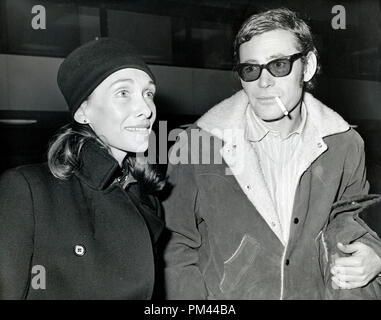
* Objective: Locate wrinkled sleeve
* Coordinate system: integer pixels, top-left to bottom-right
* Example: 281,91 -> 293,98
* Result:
340,130 -> 369,199
326,131 -> 381,297
0,169 -> 34,299
341,132 -> 381,260
162,146 -> 207,299
323,198 -> 381,299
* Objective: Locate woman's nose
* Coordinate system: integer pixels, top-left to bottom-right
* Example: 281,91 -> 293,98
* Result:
135,97 -> 153,119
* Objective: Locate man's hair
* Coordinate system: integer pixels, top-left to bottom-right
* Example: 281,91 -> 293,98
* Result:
233,7 -> 321,91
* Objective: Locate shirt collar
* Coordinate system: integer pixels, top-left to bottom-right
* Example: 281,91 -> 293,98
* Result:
246,101 -> 307,142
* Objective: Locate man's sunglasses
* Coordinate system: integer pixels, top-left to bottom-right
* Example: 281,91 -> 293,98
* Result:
234,52 -> 305,82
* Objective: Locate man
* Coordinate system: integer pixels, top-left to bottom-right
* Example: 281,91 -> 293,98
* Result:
162,8 -> 381,299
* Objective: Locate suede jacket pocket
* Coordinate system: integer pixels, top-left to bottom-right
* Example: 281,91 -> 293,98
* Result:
219,234 -> 260,294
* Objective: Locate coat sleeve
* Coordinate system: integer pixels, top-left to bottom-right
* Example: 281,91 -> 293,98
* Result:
340,129 -> 369,199
0,169 -> 35,299
323,196 -> 381,299
162,149 -> 208,299
324,131 -> 381,298
340,131 -> 381,260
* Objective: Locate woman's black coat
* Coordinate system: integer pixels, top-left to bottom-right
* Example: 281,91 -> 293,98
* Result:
0,141 -> 164,299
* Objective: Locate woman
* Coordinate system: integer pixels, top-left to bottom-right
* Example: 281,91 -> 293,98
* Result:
0,38 -> 166,299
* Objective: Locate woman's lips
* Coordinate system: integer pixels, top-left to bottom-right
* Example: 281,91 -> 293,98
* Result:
125,127 -> 150,133
124,123 -> 151,133
125,127 -> 149,132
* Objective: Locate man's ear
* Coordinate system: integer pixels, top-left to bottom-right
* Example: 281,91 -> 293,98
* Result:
303,51 -> 317,82
74,100 -> 90,124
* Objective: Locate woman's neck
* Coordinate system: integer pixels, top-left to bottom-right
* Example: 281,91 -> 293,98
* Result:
109,147 -> 128,167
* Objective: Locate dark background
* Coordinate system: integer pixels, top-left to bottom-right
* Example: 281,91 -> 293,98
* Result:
0,0 -> 381,191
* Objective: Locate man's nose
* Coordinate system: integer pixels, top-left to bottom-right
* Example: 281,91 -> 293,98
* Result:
258,68 -> 275,88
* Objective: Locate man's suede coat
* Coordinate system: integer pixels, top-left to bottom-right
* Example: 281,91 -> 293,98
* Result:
163,91 -> 381,300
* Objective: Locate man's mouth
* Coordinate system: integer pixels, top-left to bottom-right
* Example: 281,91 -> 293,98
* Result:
256,96 -> 278,104
257,96 -> 277,100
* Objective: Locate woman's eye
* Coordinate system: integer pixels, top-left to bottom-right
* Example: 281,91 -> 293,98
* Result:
144,90 -> 155,99
116,90 -> 130,97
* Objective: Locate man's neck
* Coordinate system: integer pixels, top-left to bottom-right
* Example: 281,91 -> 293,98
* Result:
263,101 -> 303,138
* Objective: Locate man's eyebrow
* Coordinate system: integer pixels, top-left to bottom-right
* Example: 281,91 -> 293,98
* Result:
242,53 -> 289,64
268,53 -> 289,60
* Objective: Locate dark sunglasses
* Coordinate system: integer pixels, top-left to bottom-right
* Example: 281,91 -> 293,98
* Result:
235,52 -> 305,82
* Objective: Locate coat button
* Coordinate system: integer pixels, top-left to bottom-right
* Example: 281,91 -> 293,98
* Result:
317,142 -> 323,148
285,259 -> 290,266
74,244 -> 86,257
294,218 -> 299,224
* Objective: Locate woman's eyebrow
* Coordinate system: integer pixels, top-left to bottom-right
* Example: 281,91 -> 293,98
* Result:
108,78 -> 134,88
147,80 -> 156,88
109,79 -> 155,88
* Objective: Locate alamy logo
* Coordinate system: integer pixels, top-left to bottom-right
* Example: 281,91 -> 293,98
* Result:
331,5 -> 346,30
31,5 -> 46,30
31,265 -> 46,290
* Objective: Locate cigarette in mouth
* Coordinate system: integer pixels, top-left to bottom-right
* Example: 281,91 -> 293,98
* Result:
275,96 -> 289,116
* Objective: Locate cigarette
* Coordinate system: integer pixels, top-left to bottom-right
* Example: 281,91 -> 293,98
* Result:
275,96 -> 289,116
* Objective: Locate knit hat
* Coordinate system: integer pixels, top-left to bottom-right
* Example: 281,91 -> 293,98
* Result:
57,37 -> 156,117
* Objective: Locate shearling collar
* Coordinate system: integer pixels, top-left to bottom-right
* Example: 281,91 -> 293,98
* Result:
74,140 -> 121,190
197,90 -> 350,141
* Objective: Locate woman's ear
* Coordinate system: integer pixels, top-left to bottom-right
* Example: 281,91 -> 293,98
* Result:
74,101 -> 91,124
303,51 -> 317,82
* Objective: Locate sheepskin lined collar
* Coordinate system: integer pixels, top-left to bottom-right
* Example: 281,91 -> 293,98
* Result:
197,90 -> 350,140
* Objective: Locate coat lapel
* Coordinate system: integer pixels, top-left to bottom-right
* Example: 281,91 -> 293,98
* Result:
127,184 -> 164,244
286,105 -> 330,241
197,91 -> 283,243
220,135 -> 284,243
286,93 -> 351,243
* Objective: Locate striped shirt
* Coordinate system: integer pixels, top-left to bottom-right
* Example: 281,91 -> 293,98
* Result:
246,103 -> 307,244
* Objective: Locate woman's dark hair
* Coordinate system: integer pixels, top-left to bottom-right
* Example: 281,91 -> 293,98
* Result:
48,122 -> 166,193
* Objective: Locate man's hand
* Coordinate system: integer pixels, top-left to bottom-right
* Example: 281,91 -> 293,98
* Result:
330,242 -> 381,289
